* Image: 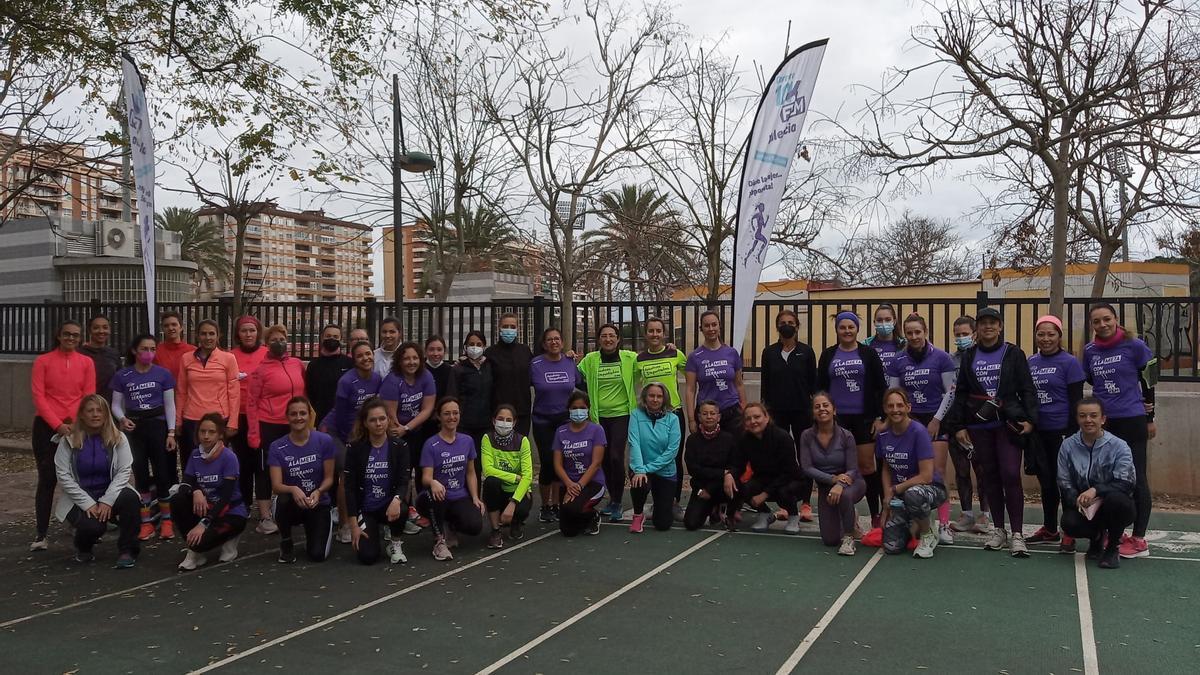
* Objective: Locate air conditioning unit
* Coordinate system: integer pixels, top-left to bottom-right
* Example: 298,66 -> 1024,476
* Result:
99,220 -> 137,257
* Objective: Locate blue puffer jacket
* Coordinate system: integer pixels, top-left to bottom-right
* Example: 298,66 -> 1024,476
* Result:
1056,430 -> 1136,503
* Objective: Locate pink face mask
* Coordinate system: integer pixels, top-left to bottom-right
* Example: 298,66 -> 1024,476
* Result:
136,351 -> 155,366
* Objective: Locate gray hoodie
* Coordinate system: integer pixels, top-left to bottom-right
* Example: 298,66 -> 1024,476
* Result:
1056,430 -> 1136,504
53,433 -> 136,522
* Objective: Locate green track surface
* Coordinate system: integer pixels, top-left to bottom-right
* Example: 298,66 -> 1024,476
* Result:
1089,557 -> 1199,673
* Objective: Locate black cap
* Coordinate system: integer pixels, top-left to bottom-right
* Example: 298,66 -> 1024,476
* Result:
976,307 -> 1003,321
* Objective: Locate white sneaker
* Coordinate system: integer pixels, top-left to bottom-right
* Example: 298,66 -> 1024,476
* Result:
914,531 -> 938,559
256,518 -> 279,535
218,535 -> 240,563
337,523 -> 352,545
784,515 -> 801,534
1010,531 -> 1030,558
838,535 -> 856,556
973,512 -> 992,534
387,540 -> 408,564
29,537 -> 48,552
402,519 -> 421,535
984,528 -> 1008,550
938,523 -> 955,545
751,511 -> 773,532
178,550 -> 207,571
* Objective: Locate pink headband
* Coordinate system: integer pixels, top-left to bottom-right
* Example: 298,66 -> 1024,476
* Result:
1036,315 -> 1063,334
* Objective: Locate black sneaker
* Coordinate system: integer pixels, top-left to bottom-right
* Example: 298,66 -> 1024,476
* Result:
1098,546 -> 1121,569
73,550 -> 95,563
551,505 -> 560,521
1086,536 -> 1105,561
539,506 -> 555,523
586,515 -> 600,536
510,521 -> 525,540
278,540 -> 297,564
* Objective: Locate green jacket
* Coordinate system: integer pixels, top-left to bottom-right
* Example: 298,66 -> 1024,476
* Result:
481,433 -> 534,502
577,350 -> 639,423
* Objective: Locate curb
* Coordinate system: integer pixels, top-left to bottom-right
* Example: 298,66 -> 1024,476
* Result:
0,437 -> 33,455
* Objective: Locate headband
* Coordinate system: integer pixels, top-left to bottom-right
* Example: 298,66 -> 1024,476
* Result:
835,311 -> 860,328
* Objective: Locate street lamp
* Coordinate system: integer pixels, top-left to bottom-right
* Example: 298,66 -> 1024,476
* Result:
393,74 -> 437,317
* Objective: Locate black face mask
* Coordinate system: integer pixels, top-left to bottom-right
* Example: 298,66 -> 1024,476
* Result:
321,338 -> 341,352
778,324 -> 797,339
268,341 -> 286,357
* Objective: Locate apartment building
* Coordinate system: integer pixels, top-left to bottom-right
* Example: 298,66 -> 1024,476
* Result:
1,133 -> 137,225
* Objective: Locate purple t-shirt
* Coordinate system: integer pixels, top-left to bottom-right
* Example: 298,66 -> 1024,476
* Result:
686,345 -> 742,411
324,370 -> 383,441
870,338 -> 903,372
887,346 -> 956,415
1029,350 -> 1086,431
531,355 -> 579,420
553,422 -> 607,484
968,346 -> 1006,429
1083,339 -> 1153,419
110,365 -> 175,413
828,348 -> 867,414
876,421 -> 939,485
361,442 -> 393,513
78,435 -> 110,500
268,431 -> 337,506
420,433 -> 477,501
185,447 -> 247,518
380,369 -> 437,425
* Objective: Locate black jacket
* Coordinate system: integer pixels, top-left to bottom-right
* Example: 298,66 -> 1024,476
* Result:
448,358 -> 495,431
684,430 -> 737,485
729,424 -> 801,482
946,341 -> 1039,433
343,435 -> 411,516
816,344 -> 887,420
760,340 -> 818,418
484,342 -> 534,416
305,354 -> 354,421
421,361 -> 454,435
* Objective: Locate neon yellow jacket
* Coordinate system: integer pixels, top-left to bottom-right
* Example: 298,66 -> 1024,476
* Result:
481,433 -> 534,502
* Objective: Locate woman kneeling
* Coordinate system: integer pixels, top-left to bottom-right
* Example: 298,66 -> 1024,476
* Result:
345,398 -> 411,565
800,392 -> 865,555
418,397 -> 485,561
554,392 -> 607,537
482,404 -> 534,549
628,383 -> 682,533
269,397 -> 337,563
728,402 -> 804,534
878,388 -> 946,559
173,413 -> 247,570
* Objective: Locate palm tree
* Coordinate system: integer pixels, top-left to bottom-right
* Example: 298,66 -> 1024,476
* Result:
585,185 -> 697,302
155,206 -> 232,294
418,205 -> 523,301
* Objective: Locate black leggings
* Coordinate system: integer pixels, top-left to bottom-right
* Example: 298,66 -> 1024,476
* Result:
1061,491 -> 1136,546
630,473 -> 677,530
1034,430 -> 1066,531
533,414 -> 568,486
355,509 -> 405,565
481,476 -> 532,524
66,489 -> 141,555
684,478 -> 733,530
127,417 -> 172,499
773,410 -> 814,507
671,410 -> 686,501
558,481 -> 605,537
737,476 -> 801,515
232,414 -> 268,504
1105,415 -> 1151,537
274,494 -> 333,562
949,438 -> 982,513
599,415 -> 630,503
255,422 -> 290,500
416,492 -> 484,538
33,417 -> 57,538
169,486 -> 247,552
176,419 -> 198,483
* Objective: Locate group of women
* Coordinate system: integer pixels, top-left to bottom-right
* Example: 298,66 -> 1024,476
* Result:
29,303 -> 1156,571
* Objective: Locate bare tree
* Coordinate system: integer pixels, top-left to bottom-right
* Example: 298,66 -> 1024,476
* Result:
847,0 -> 1200,313
839,211 -> 976,286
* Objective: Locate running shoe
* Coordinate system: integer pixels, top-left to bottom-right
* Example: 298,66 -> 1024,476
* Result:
337,523 -> 352,545
408,505 -> 420,521
950,512 -> 976,533
178,550 -> 207,571
751,511 -> 773,533
838,535 -> 856,556
510,521 -> 524,540
1118,534 -> 1149,559
870,514 -> 881,530
774,507 -> 788,521
539,505 -> 555,523
416,516 -> 431,528
432,537 -> 453,561
487,529 -> 504,549
1010,532 -> 1030,558
607,502 -> 623,523
278,540 -> 297,564
402,519 -> 421,535
138,522 -> 157,541
388,540 -> 408,564
672,502 -> 685,522
73,549 -> 94,563
1026,526 -> 1061,544
938,523 -> 955,545
723,514 -> 738,532
551,505 -> 560,521
114,552 -> 136,569
983,528 -> 1007,550
1059,535 -> 1077,554
1098,546 -> 1121,569
972,512 -> 992,534
158,520 -> 175,539
218,535 -> 241,563
256,518 -> 279,535
1086,535 -> 1106,560
799,503 -> 813,523
29,537 -> 48,552
913,531 -> 938,559
586,514 -> 601,536
784,515 -> 801,535
629,514 -> 645,534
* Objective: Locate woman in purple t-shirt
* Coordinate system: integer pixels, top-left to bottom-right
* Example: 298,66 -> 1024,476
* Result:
553,391 -> 607,537
382,342 -> 437,460
877,388 -> 946,559
1084,303 -> 1157,559
268,397 -> 336,563
685,310 -> 746,435
418,397 -> 484,561
173,413 -> 246,571
531,327 -> 580,522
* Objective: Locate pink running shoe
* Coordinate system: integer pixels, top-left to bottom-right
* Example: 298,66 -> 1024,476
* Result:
629,514 -> 645,534
1118,534 -> 1149,559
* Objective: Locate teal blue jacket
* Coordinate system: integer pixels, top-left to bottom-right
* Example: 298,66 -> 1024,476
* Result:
627,407 -> 681,478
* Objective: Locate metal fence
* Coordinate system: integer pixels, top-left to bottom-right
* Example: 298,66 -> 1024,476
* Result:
1,293 -> 1195,381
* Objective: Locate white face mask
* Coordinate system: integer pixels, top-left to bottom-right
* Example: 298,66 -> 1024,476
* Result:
494,420 -> 514,436
466,345 -> 484,359
426,358 -> 444,369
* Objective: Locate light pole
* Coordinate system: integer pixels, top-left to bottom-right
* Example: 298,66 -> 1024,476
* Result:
392,73 -> 436,317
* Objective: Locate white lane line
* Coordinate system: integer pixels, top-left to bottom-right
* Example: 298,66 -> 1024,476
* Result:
1074,554 -> 1100,675
775,549 -> 883,674
0,546 -> 282,630
191,530 -> 558,673
475,530 -> 726,675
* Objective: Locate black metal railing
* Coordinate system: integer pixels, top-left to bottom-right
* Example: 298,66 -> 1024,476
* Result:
2,294 -> 1195,381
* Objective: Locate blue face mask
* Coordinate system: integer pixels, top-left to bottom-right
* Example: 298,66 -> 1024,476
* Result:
955,336 -> 974,350
569,408 -> 589,423
499,328 -> 518,344
874,322 -> 894,337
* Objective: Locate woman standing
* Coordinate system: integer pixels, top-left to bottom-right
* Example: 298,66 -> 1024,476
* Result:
172,413 -> 247,571
635,317 -> 689,523
760,309 -> 819,521
344,399 -> 410,565
948,316 -> 991,535
381,342 -> 436,460
485,313 -> 534,435
420,335 -> 454,441
448,331 -> 495,449
30,319 -> 95,551
682,401 -> 738,531
247,325 -> 305,535
685,311 -> 746,435
269,397 -> 337,563
864,304 -> 906,373
53,395 -> 140,567
110,334 -> 178,540
230,316 -> 268,532
530,327 -> 580,523
577,324 -> 638,522
78,315 -> 122,402
886,313 -> 957,544
482,404 -> 534,549
176,319 -> 240,480
1027,315 -> 1085,551
628,383 -> 682,533
727,403 -> 804,534
1083,303 -> 1157,559
553,392 -> 607,537
799,393 -> 864,555
947,307 -> 1038,558
321,341 -> 386,543
878,388 -> 946,559
418,397 -> 485,561
817,311 -> 887,528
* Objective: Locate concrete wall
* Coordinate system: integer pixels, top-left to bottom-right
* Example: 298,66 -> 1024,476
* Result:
0,358 -> 35,429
